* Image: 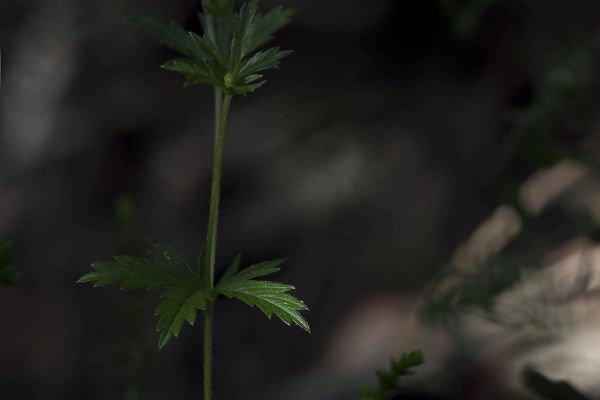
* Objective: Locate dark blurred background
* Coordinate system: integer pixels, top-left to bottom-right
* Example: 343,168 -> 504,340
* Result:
2,0 -> 600,399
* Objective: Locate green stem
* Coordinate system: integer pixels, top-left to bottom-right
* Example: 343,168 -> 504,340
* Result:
202,5 -> 224,137
202,12 -> 231,400
203,92 -> 232,400
206,93 -> 232,288
214,89 -> 223,144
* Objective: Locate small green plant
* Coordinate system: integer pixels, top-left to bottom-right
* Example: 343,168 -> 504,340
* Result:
361,351 -> 424,400
78,1 -> 309,398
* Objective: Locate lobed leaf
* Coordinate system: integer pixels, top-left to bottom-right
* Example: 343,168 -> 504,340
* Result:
197,12 -> 232,61
247,6 -> 296,53
219,257 -> 286,285
79,243 -> 210,348
218,254 -> 242,284
161,58 -> 218,86
79,244 -> 194,290
229,80 -> 266,96
129,12 -> 207,61
231,0 -> 259,66
216,279 -> 310,332
205,0 -> 234,16
238,47 -> 292,78
188,31 -> 226,69
156,284 -> 212,349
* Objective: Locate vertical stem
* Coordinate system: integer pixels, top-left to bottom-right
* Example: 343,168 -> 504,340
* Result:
206,93 -> 232,288
213,89 -> 223,144
203,303 -> 215,400
187,5 -> 227,400
203,93 -> 232,400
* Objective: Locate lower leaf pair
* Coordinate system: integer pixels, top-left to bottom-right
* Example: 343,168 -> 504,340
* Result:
78,243 -> 310,349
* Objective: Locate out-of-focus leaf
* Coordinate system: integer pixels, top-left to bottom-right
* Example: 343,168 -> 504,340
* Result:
522,367 -> 590,400
361,351 -> 424,400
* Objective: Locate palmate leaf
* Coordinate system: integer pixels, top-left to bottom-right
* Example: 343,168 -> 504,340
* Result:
130,11 -> 227,87
197,12 -> 232,61
161,58 -> 220,87
78,243 -> 210,349
216,257 -> 310,332
218,256 -> 285,285
131,1 -> 294,95
217,280 -> 310,332
247,6 -> 296,53
156,284 -> 212,349
231,0 -> 259,66
238,47 -> 292,78
129,12 -> 207,61
204,0 -> 234,17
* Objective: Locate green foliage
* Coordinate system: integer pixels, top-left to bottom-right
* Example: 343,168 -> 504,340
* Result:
361,351 -> 424,400
79,243 -> 211,348
81,3 -> 305,398
246,6 -> 295,53
204,0 -> 234,17
522,367 -> 590,400
216,257 -> 310,332
79,246 -> 309,347
0,241 -> 17,287
130,0 -> 294,95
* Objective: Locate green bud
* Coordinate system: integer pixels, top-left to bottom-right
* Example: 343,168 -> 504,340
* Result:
224,72 -> 235,88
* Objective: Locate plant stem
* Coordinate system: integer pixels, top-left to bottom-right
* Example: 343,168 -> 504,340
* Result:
214,89 -> 223,143
206,93 -> 232,289
203,92 -> 232,400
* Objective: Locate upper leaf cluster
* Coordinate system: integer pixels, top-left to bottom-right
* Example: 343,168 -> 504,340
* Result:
130,0 -> 294,95
79,243 -> 309,348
